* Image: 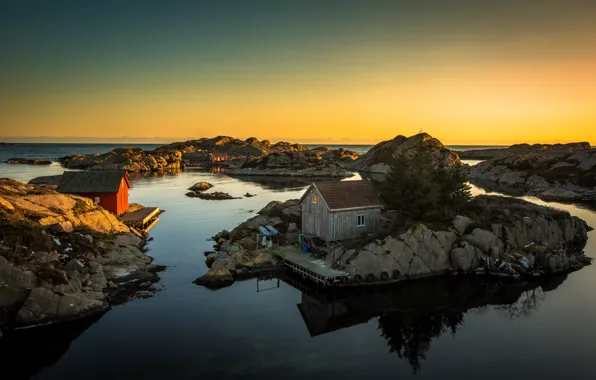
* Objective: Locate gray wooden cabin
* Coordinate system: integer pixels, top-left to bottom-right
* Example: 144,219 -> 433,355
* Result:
299,180 -> 383,242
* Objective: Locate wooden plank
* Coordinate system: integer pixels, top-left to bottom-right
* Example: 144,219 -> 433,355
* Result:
274,246 -> 348,280
121,207 -> 160,225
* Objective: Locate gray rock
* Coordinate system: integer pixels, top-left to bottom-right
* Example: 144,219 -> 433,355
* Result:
452,216 -> 474,235
0,256 -> 37,290
64,259 -> 85,271
465,228 -> 503,256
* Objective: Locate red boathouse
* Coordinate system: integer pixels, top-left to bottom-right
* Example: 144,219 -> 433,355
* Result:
58,170 -> 131,215
209,152 -> 228,163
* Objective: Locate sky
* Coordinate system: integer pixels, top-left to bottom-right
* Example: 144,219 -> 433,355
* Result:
1,0 -> 595,145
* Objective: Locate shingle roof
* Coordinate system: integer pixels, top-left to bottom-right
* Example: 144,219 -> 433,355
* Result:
303,180 -> 383,211
58,170 -> 129,193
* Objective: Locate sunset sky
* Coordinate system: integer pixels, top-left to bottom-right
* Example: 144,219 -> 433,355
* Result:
1,0 -> 595,145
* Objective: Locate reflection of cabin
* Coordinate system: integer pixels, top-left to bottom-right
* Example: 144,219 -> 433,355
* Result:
299,180 -> 383,241
209,153 -> 228,163
297,293 -> 370,337
58,170 -> 130,215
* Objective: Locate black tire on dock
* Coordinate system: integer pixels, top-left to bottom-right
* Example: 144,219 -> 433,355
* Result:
366,273 -> 375,282
354,274 -> 363,283
380,271 -> 389,280
393,269 -> 401,278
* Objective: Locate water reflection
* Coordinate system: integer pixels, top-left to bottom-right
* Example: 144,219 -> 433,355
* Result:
0,314 -> 103,380
284,274 -> 567,373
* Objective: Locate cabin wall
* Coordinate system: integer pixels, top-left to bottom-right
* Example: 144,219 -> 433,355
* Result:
330,207 -> 382,241
76,192 -> 119,215
301,186 -> 331,240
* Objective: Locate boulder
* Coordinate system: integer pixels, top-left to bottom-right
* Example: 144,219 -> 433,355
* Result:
452,215 -> 474,235
188,182 -> 213,192
193,269 -> 235,288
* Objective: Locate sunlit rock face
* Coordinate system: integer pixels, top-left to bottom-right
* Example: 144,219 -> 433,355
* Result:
348,133 -> 461,174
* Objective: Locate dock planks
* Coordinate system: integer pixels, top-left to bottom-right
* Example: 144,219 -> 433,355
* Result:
121,207 -> 160,231
275,246 -> 348,286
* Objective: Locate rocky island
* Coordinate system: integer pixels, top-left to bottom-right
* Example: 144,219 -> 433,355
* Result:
5,158 -> 52,165
55,136 -> 360,176
0,178 -> 161,331
457,142 -> 591,160
195,193 -> 591,288
468,143 -> 596,203
348,133 -> 461,174
226,148 -> 358,177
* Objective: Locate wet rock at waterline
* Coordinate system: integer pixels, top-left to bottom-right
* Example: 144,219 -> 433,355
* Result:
185,191 -> 240,200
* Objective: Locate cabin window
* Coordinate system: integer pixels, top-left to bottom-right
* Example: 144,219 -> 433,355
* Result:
357,215 -> 366,227
94,197 -> 100,204
312,194 -> 318,203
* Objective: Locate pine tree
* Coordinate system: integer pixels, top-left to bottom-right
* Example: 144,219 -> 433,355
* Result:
380,152 -> 471,220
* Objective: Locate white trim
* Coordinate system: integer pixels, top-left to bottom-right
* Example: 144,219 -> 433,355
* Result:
357,214 -> 366,227
329,205 -> 383,212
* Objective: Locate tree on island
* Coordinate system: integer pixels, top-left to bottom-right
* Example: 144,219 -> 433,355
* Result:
380,151 -> 472,220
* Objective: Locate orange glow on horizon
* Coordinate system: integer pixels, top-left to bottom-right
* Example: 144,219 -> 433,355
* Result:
2,58 -> 595,145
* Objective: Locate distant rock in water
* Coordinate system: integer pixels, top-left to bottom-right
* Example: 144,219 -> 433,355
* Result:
186,191 -> 239,200
457,142 -> 591,160
59,148 -> 182,172
348,133 -> 461,174
468,143 -> 596,203
160,135 -> 308,161
5,158 -> 52,165
227,149 -> 357,177
188,182 -> 213,192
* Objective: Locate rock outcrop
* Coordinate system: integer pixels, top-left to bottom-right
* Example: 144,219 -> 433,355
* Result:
5,158 -> 52,165
348,133 -> 461,174
227,150 -> 356,177
194,200 -> 301,287
457,142 -> 591,160
468,144 -> 596,202
0,178 -> 161,329
336,195 -> 590,283
28,175 -> 63,187
195,194 -> 591,288
59,148 -> 182,173
160,136 -> 308,160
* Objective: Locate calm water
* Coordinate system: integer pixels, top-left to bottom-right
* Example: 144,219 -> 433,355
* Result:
1,144 -> 594,380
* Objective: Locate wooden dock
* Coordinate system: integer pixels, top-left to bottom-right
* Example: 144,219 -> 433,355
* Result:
121,207 -> 160,232
274,246 -> 349,286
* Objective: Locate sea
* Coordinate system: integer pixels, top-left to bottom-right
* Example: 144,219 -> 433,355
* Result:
1,143 -> 595,380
